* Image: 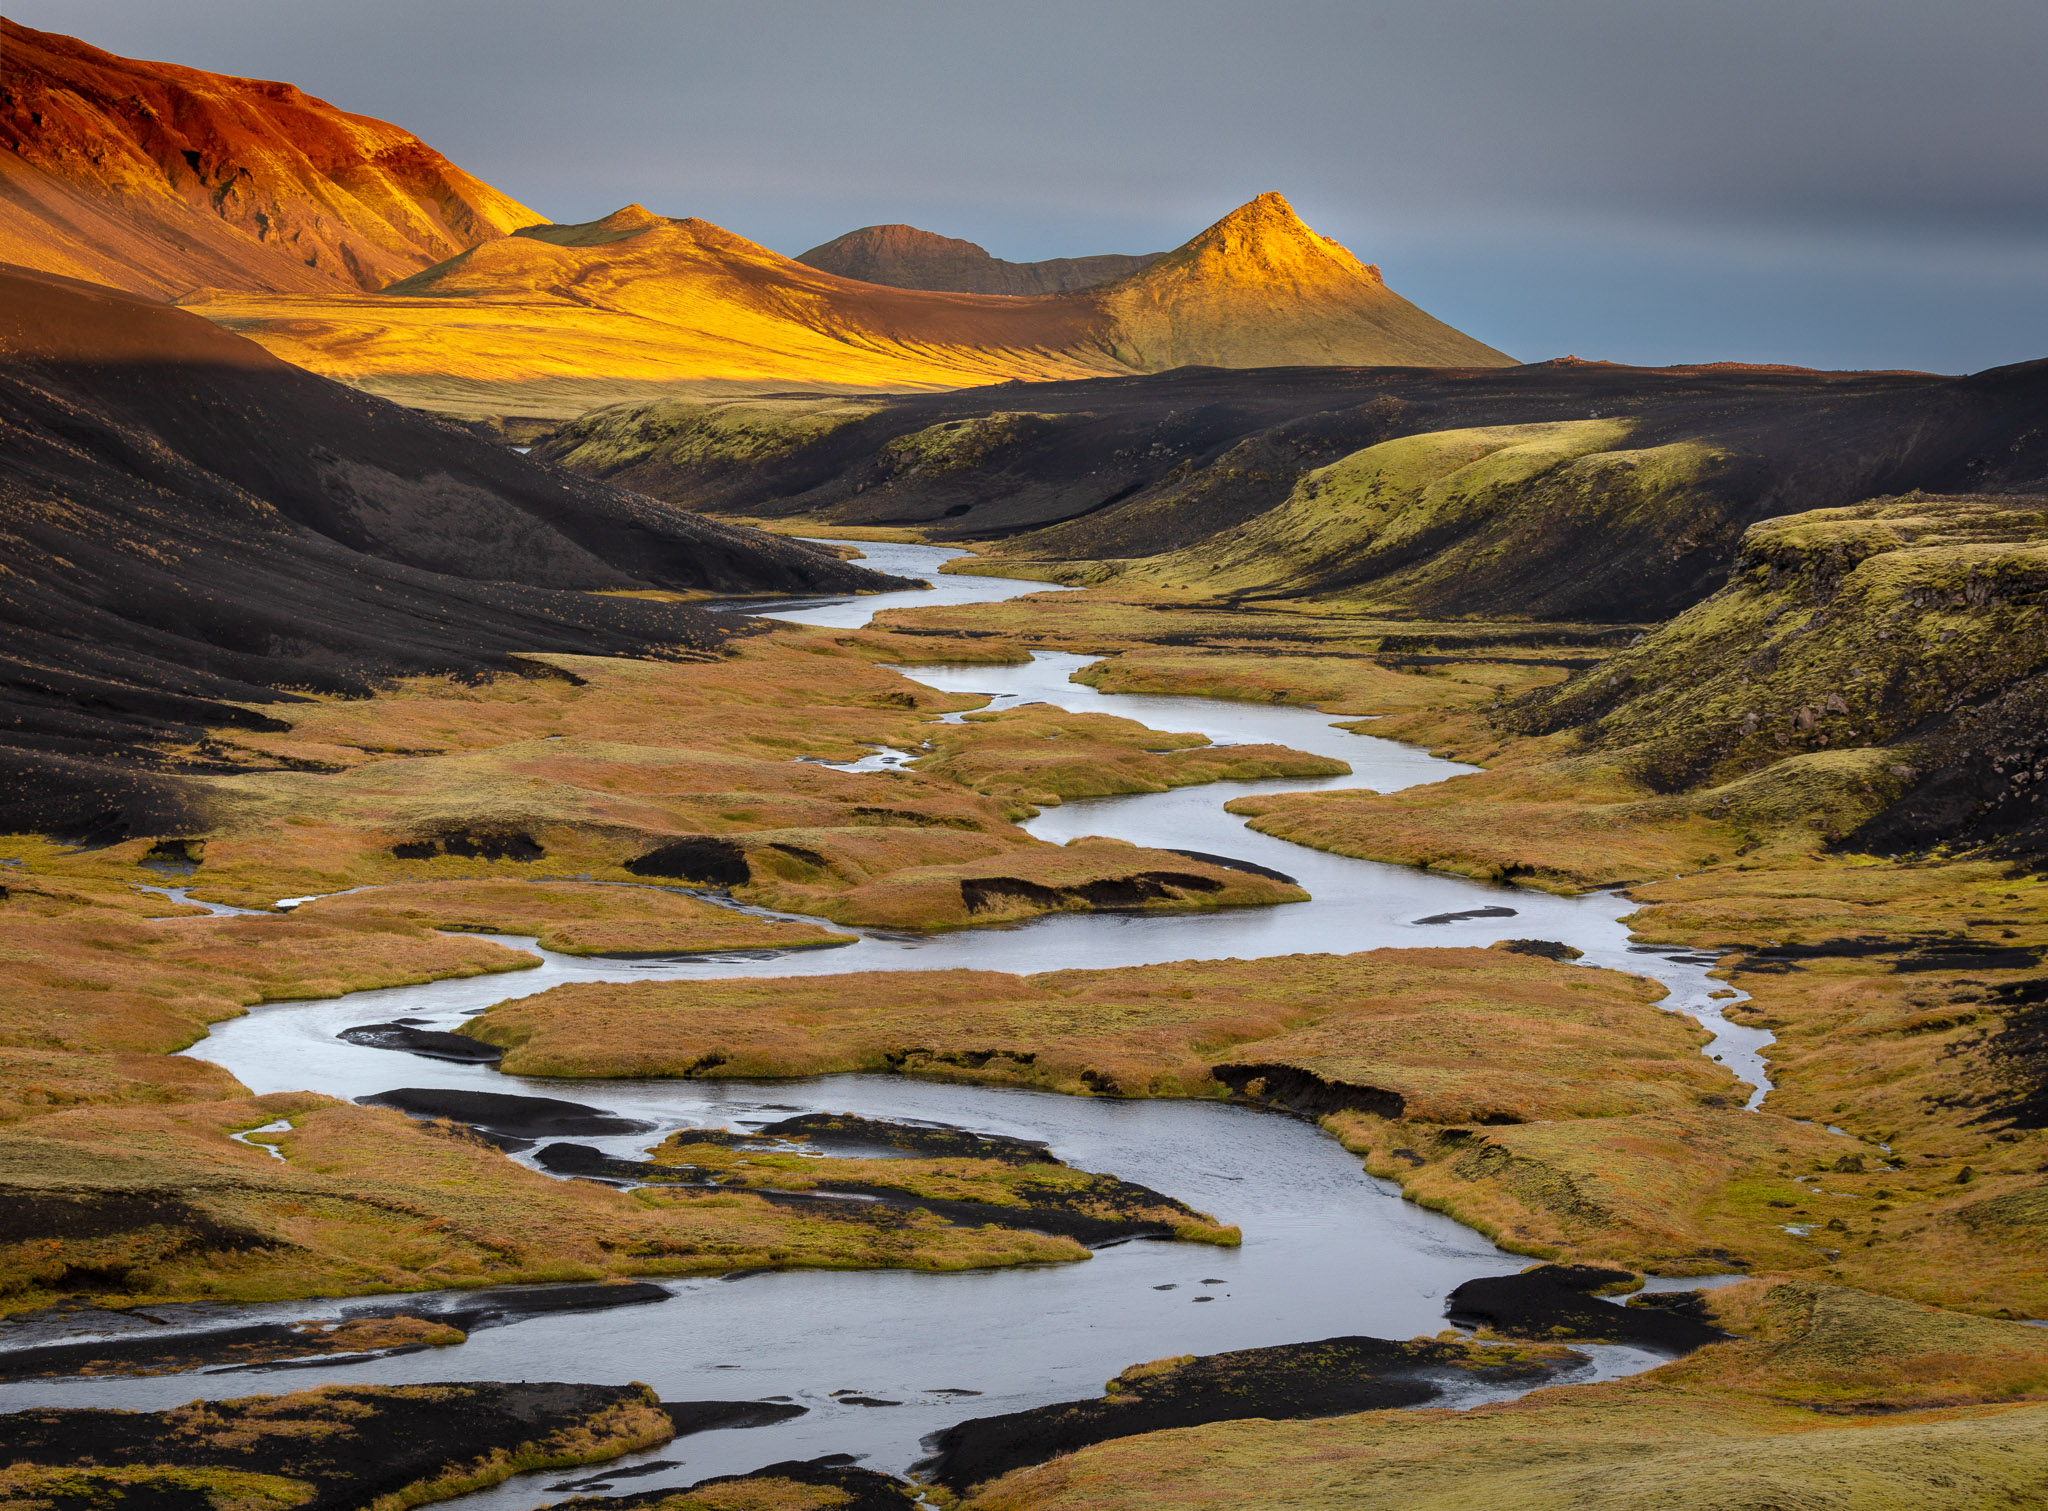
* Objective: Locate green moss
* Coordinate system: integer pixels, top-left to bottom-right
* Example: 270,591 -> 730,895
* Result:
541,396 -> 884,475
879,412 -> 1050,475
1115,420 -> 1727,610
1512,493 -> 2048,800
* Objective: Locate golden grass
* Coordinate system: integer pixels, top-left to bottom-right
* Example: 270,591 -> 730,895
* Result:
646,1136 -> 1236,1245
294,881 -> 852,955
0,862 -> 532,1125
911,703 -> 1347,815
590,1482 -> 855,1511
957,1281 -> 2048,1511
0,1463 -> 315,1511
0,1092 -> 1089,1315
11,636 -> 1300,932
462,949 -> 1724,1120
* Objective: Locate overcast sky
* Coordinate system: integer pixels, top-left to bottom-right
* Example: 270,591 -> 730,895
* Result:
15,0 -> 2046,372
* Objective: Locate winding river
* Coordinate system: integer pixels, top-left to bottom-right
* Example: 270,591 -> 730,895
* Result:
0,542 -> 1772,1501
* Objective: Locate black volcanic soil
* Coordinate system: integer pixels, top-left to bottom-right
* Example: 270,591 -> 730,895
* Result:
0,266 -> 904,840
0,1381 -> 668,1509
541,357 -> 2048,623
916,1333 -> 1580,1493
1445,1264 -> 1729,1351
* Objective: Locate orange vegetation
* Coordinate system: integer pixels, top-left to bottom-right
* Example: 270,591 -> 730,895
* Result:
294,881 -> 852,955
459,949 -> 1724,1119
0,1090 -> 1091,1314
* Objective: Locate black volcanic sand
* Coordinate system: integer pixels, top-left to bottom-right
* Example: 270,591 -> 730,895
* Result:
339,1021 -> 504,1063
0,1381 -> 690,1510
356,1088 -> 656,1141
915,1334 -> 1580,1493
0,267 -> 905,841
561,1456 -> 920,1511
0,1282 -> 670,1382
1445,1264 -> 1729,1351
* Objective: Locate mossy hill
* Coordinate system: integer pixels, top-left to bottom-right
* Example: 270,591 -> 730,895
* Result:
539,359 -> 2048,622
1509,495 -> 2048,854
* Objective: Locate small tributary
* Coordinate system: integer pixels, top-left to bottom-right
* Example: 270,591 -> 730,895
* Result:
0,540 -> 1770,1500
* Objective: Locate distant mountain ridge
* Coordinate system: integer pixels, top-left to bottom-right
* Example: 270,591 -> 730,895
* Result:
0,18 -> 545,296
797,223 -> 1163,295
190,193 -> 1515,415
0,21 -> 1514,411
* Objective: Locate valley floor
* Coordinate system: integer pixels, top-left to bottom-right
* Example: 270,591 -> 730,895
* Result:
4,564 -> 2044,1510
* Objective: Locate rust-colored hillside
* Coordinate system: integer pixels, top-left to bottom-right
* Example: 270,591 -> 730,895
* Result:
0,19 -> 544,296
191,194 -> 1515,416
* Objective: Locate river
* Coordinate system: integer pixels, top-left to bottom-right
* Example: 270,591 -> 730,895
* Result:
0,541 -> 1769,1500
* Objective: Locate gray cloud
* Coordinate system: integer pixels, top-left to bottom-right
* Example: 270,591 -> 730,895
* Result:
11,0 -> 2046,370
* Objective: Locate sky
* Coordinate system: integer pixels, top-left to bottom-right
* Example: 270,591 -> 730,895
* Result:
14,0 -> 2047,372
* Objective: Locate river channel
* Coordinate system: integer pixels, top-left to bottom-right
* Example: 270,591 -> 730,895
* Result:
0,541 -> 1770,1500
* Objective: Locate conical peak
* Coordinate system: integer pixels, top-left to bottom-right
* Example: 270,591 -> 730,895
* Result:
1172,191 -> 1375,283
594,204 -> 664,231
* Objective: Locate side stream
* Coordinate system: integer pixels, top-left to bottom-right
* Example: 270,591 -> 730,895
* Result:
0,541 -> 1768,1501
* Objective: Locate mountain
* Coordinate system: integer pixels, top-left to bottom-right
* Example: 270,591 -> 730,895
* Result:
180,194 -> 1514,417
0,264 -> 896,838
537,357 -> 2048,621
797,223 -> 1163,295
1092,193 -> 1508,370
0,19 -> 544,297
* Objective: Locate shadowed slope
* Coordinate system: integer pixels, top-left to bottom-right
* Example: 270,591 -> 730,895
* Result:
549,357 -> 2048,622
798,222 -> 1163,294
185,195 -> 1512,415
0,19 -> 545,297
0,266 -> 896,838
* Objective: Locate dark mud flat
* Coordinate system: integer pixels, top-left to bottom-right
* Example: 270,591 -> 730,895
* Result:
0,1283 -> 671,1382
1165,848 -> 1299,885
1446,1264 -> 1728,1351
0,1382 -> 668,1510
750,1111 -> 1057,1163
339,1021 -> 504,1063
357,1088 -> 655,1143
563,1455 -> 920,1511
1415,905 -> 1520,925
917,1333 -> 1580,1493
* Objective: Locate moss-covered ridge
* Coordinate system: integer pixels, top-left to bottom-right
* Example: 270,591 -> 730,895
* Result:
1511,494 -> 2048,851
1112,419 -> 1727,616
